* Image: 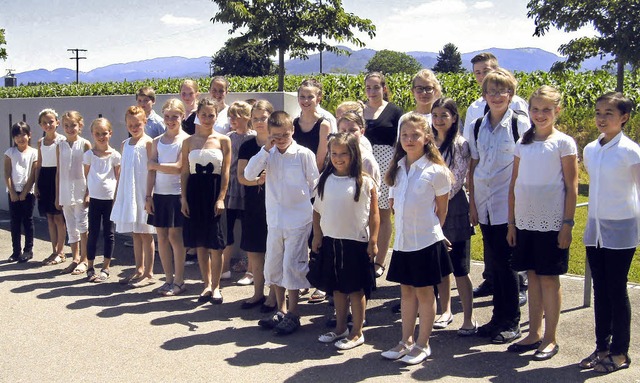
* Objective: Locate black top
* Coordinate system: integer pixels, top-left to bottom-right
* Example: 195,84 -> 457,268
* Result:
182,111 -> 196,135
364,102 -> 403,146
238,137 -> 264,207
293,117 -> 324,154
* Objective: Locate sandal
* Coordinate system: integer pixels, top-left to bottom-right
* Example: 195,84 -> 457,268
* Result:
579,350 -> 606,369
44,253 -> 66,266
594,354 -> 631,374
164,282 -> 186,296
374,263 -> 385,278
60,260 -> 79,274
93,269 -> 110,283
87,268 -> 97,282
71,262 -> 88,275
308,289 -> 327,304
41,253 -> 57,265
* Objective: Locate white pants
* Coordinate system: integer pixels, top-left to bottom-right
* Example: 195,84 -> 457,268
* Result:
264,223 -> 312,290
63,204 -> 88,243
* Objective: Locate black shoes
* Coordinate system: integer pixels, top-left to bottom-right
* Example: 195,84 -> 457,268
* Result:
519,291 -> 528,307
18,251 -> 33,263
492,326 -> 521,344
507,340 -> 542,353
473,281 -> 493,298
532,344 -> 560,361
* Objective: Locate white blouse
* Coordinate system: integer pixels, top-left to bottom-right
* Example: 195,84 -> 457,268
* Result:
583,131 -> 640,249
389,155 -> 451,252
313,174 -> 375,242
514,131 -> 577,232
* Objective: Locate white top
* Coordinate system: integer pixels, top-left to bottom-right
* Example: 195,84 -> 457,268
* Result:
389,155 -> 451,252
244,141 -> 319,229
58,137 -> 90,206
40,134 -> 65,167
514,131 -> 577,231
313,174 -> 375,242
316,105 -> 337,133
4,146 -> 37,193
463,95 -> 529,134
397,112 -> 432,142
583,131 -> 640,249
214,106 -> 230,135
361,145 -> 381,187
83,149 -> 121,200
360,136 -> 373,153
188,148 -> 223,175
465,109 -> 530,225
110,138 -> 155,234
154,138 -> 183,195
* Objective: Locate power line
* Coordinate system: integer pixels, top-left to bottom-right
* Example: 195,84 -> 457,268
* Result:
68,48 -> 87,84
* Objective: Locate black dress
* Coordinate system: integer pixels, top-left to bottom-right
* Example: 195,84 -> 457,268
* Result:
293,117 -> 323,154
237,138 -> 267,253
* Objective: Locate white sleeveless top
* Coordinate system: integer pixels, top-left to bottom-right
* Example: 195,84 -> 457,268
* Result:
40,134 -> 65,167
189,148 -> 223,175
58,137 -> 90,206
154,139 -> 183,195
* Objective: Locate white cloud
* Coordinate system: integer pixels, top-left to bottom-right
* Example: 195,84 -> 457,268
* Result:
160,14 -> 202,26
473,1 -> 494,10
388,0 -> 468,21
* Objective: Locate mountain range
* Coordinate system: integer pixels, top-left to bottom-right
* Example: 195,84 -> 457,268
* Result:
2,46 -> 610,86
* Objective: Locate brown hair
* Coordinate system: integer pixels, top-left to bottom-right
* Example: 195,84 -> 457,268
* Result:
136,86 -> 156,102
267,111 -> 294,132
471,52 -> 499,69
316,132 -> 364,202
61,110 -> 84,132
125,105 -> 147,121
365,72 -> 390,101
90,117 -> 113,133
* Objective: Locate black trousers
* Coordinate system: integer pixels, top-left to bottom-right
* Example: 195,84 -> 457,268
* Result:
8,193 -> 35,255
480,223 -> 520,328
87,198 -> 114,261
587,246 -> 635,355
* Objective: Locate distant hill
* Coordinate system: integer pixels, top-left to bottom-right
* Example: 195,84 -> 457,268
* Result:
2,48 -> 610,86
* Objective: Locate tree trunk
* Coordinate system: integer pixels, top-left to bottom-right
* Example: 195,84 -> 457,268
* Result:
278,47 -> 285,92
616,57 -> 624,93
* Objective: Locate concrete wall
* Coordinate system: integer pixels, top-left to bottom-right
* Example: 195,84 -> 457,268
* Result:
0,92 -> 301,211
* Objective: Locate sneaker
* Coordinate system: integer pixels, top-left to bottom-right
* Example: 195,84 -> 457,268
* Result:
274,312 -> 301,335
7,253 -> 20,262
477,320 -> 500,337
18,251 -> 33,263
519,291 -> 528,307
491,326 -> 522,344
258,311 -> 285,329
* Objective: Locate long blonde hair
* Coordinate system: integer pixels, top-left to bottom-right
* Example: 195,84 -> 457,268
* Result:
385,113 -> 450,186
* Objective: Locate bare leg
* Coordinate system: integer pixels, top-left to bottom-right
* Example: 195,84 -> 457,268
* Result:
455,274 -> 475,328
435,274 -> 452,321
79,232 -> 88,264
539,275 -> 561,352
265,285 -> 277,307
46,215 -> 57,253
53,214 -> 66,255
333,291 -> 350,335
348,290 -> 366,340
210,249 -> 223,293
247,252 -> 265,302
197,247 -> 212,294
156,228 -> 174,284
415,286 -> 436,348
274,285 -> 287,314
374,208 -> 392,272
222,245 -> 233,274
140,233 -> 155,278
69,242 -> 80,262
132,233 -> 144,275
168,227 -> 185,285
400,284 -> 418,346
515,271 -> 543,345
287,288 -> 300,316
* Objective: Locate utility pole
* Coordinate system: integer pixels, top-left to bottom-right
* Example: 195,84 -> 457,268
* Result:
67,48 -> 87,84
319,0 -> 323,74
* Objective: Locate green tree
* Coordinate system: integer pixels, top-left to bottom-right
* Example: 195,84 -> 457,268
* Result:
365,50 -> 422,74
433,43 -> 463,73
0,29 -> 7,61
211,38 -> 276,77
527,0 -> 640,91
211,0 -> 376,91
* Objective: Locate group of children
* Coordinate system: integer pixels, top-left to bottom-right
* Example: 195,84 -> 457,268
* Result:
4,57 -> 638,373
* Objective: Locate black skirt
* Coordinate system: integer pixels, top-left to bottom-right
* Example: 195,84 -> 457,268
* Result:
387,241 -> 452,287
37,166 -> 62,216
240,184 -> 267,253
442,188 -> 474,243
147,194 -> 183,228
182,173 -> 226,250
319,237 -> 375,299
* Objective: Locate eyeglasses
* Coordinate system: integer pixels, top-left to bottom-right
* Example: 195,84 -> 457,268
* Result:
413,86 -> 435,94
485,89 -> 512,97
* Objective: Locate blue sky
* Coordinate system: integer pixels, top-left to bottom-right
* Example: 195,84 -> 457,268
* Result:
0,0 -> 594,75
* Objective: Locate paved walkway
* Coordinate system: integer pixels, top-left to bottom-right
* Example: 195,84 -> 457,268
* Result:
0,212 -> 638,383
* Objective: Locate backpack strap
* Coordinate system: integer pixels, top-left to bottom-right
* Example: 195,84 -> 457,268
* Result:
511,116 -> 519,142
473,117 -> 483,144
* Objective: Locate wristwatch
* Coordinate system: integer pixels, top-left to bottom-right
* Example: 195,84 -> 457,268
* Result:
562,219 -> 575,227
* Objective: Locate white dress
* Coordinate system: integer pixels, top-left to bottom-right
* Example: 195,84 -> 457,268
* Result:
110,138 -> 156,234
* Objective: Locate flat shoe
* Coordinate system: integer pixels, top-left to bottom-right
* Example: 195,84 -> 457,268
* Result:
457,321 -> 479,337
400,344 -> 431,365
433,314 -> 454,329
119,272 -> 143,285
318,329 -> 349,343
237,272 -> 254,286
374,262 -> 385,278
532,344 -> 559,361
198,290 -> 212,303
381,341 -> 412,360
335,335 -> 364,350
241,296 -> 266,309
260,303 -> 277,313
220,271 -> 231,280
507,340 -> 543,353
579,350 -> 606,369
210,290 -> 223,304
308,289 -> 326,304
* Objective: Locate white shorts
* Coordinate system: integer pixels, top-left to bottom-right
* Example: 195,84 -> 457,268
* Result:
264,223 -> 312,290
62,204 -> 88,243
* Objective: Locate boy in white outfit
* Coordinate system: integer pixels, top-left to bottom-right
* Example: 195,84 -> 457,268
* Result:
244,111 -> 319,335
